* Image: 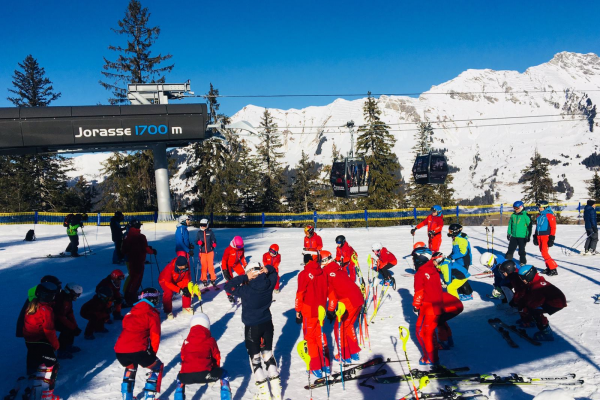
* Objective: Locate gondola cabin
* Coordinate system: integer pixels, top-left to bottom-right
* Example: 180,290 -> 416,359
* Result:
412,153 -> 449,184
330,157 -> 370,198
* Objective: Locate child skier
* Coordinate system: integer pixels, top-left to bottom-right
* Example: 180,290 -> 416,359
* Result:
435,256 -> 472,300
122,219 -> 157,305
335,235 -> 358,282
370,242 -> 397,288
480,252 -> 507,299
174,313 -> 231,400
65,213 -> 84,257
447,224 -> 474,301
263,244 -> 281,293
197,218 -> 218,287
411,205 -> 444,251
505,201 -> 532,266
222,236 -> 247,304
114,288 -> 163,400
224,262 -> 280,400
80,286 -> 113,340
159,255 -> 193,319
96,269 -> 126,320
53,282 -> 83,359
533,201 -> 558,276
176,215 -> 194,258
16,275 -> 62,339
303,225 -> 323,261
295,254 -> 330,377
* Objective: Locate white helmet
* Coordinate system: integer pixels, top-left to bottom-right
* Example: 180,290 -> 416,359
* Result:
178,215 -> 191,223
372,242 -> 383,252
245,262 -> 262,273
64,283 -> 83,299
190,313 -> 210,330
199,218 -> 209,226
480,252 -> 496,268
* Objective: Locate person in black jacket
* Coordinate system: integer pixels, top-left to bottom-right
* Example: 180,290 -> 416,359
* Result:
196,218 -> 218,288
224,262 -> 280,400
583,200 -> 599,255
110,211 -> 126,264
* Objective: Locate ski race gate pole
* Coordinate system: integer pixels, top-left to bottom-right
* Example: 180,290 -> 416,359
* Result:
336,302 -> 347,390
297,340 -> 313,400
399,326 -> 420,400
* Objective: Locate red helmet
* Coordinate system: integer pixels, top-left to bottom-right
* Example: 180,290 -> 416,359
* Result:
269,244 -> 279,255
319,250 -> 333,263
111,269 -> 125,281
413,241 -> 426,250
304,225 -> 314,237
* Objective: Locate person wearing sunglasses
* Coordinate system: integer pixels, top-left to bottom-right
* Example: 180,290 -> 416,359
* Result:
263,244 -> 281,293
505,200 -> 532,266
159,256 -> 193,319
53,282 -> 83,359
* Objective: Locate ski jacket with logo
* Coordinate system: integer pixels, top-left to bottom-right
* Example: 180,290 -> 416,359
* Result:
416,214 -> 444,236
263,252 -> 281,271
196,228 -> 217,254
114,300 -> 161,354
377,247 -> 397,269
121,227 -> 154,266
221,245 -> 247,275
335,242 -> 357,269
295,260 -> 328,318
180,325 -> 221,373
159,257 -> 191,293
175,222 -> 192,253
584,205 -> 598,232
449,233 -> 472,267
97,275 -> 123,304
437,258 -> 470,284
303,233 -> 323,252
514,273 -> 567,311
507,211 -> 532,238
535,208 -> 557,236
23,302 -> 60,350
324,261 -> 364,312
224,265 -> 278,326
413,260 -> 444,315
53,291 -> 78,331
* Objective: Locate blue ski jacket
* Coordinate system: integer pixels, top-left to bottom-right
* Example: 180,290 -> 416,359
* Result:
175,222 -> 192,253
584,205 -> 598,231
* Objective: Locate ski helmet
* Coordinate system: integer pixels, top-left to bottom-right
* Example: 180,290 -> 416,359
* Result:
412,247 -> 433,270
304,225 -> 315,237
199,218 -> 209,227
319,250 -> 333,263
96,286 -> 113,302
479,252 -> 496,268
41,275 -> 62,291
447,224 -> 463,238
513,200 -> 524,210
178,215 -> 191,224
269,244 -> 279,255
139,287 -> 160,307
110,269 -> 125,281
36,282 -> 59,303
372,242 -> 383,253
130,218 -> 142,229
431,205 -> 443,215
190,312 -> 211,330
231,236 -> 244,249
499,260 -> 517,275
431,251 -> 445,261
518,265 -> 537,283
245,262 -> 262,274
335,235 -> 346,246
536,200 -> 549,209
413,241 -> 426,250
64,283 -> 83,300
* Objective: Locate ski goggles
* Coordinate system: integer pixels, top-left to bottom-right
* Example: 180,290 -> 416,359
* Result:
269,249 -> 278,256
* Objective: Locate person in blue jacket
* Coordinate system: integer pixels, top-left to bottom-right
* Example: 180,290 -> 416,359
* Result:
175,215 -> 194,258
447,224 -> 473,300
583,199 -> 598,255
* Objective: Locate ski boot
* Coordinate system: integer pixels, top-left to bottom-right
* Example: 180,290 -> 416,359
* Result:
143,360 -> 163,400
268,376 -> 282,400
121,365 -> 137,400
583,250 -> 591,256
490,286 -> 504,299
221,377 -> 232,400
228,295 -> 235,304
174,379 -> 185,400
350,353 -> 360,362
533,325 -> 554,341
167,312 -> 174,320
202,280 -> 208,288
254,379 -> 271,400
311,369 -> 323,378
211,280 -> 218,288
545,268 -> 558,276
333,354 -> 351,363
419,356 -> 439,366
458,294 -> 473,301
181,307 -> 194,315
274,289 -> 280,294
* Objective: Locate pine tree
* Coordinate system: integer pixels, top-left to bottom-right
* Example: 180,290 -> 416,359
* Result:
63,177 -> 99,212
355,93 -> 402,209
7,55 -> 61,106
256,109 -> 286,211
586,170 -> 600,200
237,140 -> 262,213
408,122 -> 438,208
521,149 -> 555,204
289,150 -> 319,213
99,0 -> 174,104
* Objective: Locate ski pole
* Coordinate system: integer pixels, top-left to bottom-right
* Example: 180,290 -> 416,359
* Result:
399,326 -> 420,400
336,302 -> 347,390
491,226 -> 495,252
297,340 -> 313,400
317,306 -> 331,398
398,377 -> 429,400
485,227 -> 489,252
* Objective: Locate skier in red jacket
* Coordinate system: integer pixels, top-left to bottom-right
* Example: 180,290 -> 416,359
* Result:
371,242 -> 397,288
512,265 -> 567,341
23,282 -> 61,400
159,256 -> 193,319
96,269 -> 125,320
115,287 -> 163,400
263,244 -> 282,293
335,235 -> 358,282
323,251 -> 364,362
296,255 -> 330,377
80,286 -> 114,340
303,225 -> 323,261
174,313 -> 230,400
533,201 -> 559,276
412,247 -> 444,365
53,282 -> 83,359
411,205 -> 444,252
122,219 -> 156,305
222,236 -> 247,303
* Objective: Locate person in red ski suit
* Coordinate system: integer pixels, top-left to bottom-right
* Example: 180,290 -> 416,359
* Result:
437,291 -> 463,350
159,256 -> 192,317
80,286 -> 114,340
263,244 -> 281,292
96,269 -> 125,320
412,249 -> 444,365
23,282 -> 61,400
335,235 -> 358,282
114,288 -> 163,400
174,313 -> 229,400
533,201 -> 558,276
371,243 -> 397,287
222,236 -> 247,303
53,283 -> 83,359
324,254 -> 364,362
304,225 -> 323,261
122,220 -> 156,305
412,206 -> 444,252
296,257 -> 330,375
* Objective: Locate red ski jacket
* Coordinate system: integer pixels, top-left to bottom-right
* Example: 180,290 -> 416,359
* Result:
114,300 -> 161,354
295,260 -> 328,318
23,302 -> 60,350
416,214 -> 444,236
221,246 -> 247,275
80,296 -> 112,323
325,261 -> 364,312
413,260 -> 444,315
121,228 -> 154,266
304,234 -> 323,252
97,275 -> 123,303
263,252 -> 281,272
515,274 -> 567,311
377,247 -> 397,269
53,291 -> 78,331
335,242 -> 357,269
159,257 -> 191,293
180,325 -> 221,373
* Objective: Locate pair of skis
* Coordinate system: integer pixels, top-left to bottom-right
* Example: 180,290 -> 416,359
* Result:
488,318 -> 541,348
31,250 -> 95,259
462,373 -> 584,386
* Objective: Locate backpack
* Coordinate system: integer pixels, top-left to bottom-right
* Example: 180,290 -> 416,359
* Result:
63,213 -> 74,228
24,229 -> 36,242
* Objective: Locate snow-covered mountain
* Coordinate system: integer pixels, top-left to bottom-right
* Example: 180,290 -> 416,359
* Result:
74,52 -> 600,205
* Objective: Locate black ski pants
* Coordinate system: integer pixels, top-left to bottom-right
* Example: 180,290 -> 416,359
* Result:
244,320 -> 274,357
177,368 -> 226,384
58,330 -> 75,349
585,229 -> 598,252
26,342 -> 57,375
379,263 -> 394,280
66,235 -> 79,255
505,237 -> 527,265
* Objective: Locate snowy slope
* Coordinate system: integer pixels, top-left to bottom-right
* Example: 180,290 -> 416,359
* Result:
1,224 -> 599,399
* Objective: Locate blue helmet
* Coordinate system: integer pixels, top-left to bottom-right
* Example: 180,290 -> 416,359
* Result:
513,201 -> 524,209
431,205 -> 443,215
518,265 -> 537,283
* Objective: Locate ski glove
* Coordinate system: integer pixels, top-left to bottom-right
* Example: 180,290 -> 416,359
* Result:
428,230 -> 437,238
507,234 -> 512,241
326,310 -> 336,323
223,269 -> 232,281
410,228 -> 416,236
198,240 -> 204,246
548,235 -> 555,247
152,248 -> 158,255
296,312 -> 303,324
526,236 -> 531,243
413,307 -> 419,314
180,287 -> 191,297
533,234 -> 538,246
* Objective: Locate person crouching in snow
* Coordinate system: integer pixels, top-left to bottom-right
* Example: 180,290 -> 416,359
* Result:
435,255 -> 472,300
80,286 -> 113,340
222,236 -> 247,304
174,313 -> 231,400
370,242 -> 397,288
96,269 -> 125,320
224,262 -> 280,400
263,244 -> 281,293
159,255 -> 194,319
295,252 -> 330,378
447,224 -> 474,301
53,282 -> 83,359
114,288 -> 163,400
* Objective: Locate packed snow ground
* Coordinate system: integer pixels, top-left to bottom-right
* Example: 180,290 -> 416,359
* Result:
1,224 -> 599,400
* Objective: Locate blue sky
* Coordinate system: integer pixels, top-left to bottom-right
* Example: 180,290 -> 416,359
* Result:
1,0 -> 600,116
